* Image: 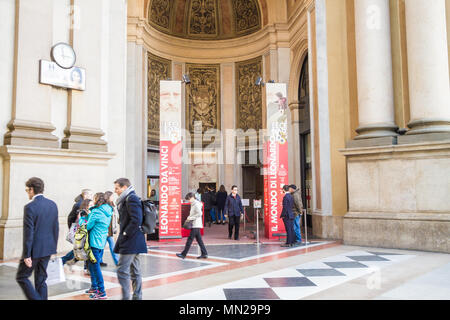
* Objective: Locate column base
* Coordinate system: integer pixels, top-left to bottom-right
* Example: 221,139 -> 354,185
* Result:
346,136 -> 397,148
405,118 -> 450,135
3,119 -> 59,148
62,127 -> 107,152
398,132 -> 450,145
354,123 -> 399,140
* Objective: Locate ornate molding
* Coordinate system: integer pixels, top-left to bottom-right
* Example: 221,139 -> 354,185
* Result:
147,0 -> 262,40
186,63 -> 221,147
147,53 -> 172,147
235,57 -> 263,132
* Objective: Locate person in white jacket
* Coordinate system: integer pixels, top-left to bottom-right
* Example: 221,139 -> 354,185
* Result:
177,193 -> 208,259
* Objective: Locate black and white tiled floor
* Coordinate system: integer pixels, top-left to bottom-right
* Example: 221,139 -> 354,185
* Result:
170,250 -> 415,300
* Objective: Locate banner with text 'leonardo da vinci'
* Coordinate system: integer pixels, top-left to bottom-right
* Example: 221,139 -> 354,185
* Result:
264,83 -> 289,239
159,81 -> 182,241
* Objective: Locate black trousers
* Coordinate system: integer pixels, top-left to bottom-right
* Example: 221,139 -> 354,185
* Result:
228,215 -> 241,240
282,218 -> 296,245
204,208 -> 212,223
181,228 -> 208,256
16,256 -> 50,300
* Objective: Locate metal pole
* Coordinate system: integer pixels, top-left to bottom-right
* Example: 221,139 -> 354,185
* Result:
303,209 -> 309,245
255,208 -> 260,245
243,208 -> 246,232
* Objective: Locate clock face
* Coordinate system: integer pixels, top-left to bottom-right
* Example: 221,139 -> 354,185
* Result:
51,43 -> 76,69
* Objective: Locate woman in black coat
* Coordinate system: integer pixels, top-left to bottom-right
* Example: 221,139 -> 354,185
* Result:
216,185 -> 228,225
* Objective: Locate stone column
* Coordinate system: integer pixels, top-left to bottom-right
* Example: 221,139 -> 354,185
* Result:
402,0 -> 450,138
3,0 -> 59,148
352,0 -> 398,142
62,0 -> 107,151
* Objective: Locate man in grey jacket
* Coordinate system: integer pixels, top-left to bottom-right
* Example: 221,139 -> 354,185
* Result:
177,193 -> 208,259
289,185 -> 304,243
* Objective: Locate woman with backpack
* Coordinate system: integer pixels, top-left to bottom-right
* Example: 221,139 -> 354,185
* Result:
84,192 -> 113,300
97,191 -> 119,267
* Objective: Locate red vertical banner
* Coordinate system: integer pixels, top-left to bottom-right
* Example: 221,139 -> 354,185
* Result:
264,83 -> 289,239
159,81 -> 182,241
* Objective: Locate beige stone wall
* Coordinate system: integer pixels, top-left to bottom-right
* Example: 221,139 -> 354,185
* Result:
342,142 -> 450,253
0,0 -> 128,260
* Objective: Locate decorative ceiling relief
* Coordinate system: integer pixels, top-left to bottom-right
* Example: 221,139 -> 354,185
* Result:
232,0 -> 261,35
236,57 -> 263,132
147,53 -> 172,147
149,0 -> 172,31
188,0 -> 218,37
147,0 -> 262,40
186,64 -> 221,146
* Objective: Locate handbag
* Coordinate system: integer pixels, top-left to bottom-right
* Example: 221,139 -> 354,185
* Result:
183,219 -> 193,230
46,257 -> 66,286
66,223 -> 78,244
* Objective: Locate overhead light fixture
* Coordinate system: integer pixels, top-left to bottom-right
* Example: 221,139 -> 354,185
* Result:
182,74 -> 191,84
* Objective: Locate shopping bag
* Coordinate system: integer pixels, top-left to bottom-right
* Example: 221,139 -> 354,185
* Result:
46,257 -> 66,286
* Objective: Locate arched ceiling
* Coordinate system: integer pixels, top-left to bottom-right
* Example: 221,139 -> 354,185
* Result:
148,0 -> 263,40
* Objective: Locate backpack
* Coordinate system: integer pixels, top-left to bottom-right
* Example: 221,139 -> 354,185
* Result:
141,200 -> 158,234
125,196 -> 158,235
73,224 -> 97,263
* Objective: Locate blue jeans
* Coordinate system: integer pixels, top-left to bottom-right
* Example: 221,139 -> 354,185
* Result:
294,215 -> 302,242
99,236 -> 119,266
216,207 -> 225,222
88,248 -> 105,293
61,251 -> 75,265
210,208 -> 216,222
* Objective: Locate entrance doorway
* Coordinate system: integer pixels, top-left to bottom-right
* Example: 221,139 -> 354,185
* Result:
242,165 -> 264,223
299,55 -> 313,229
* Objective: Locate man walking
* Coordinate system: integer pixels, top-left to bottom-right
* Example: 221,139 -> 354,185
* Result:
224,185 -> 244,240
114,178 -> 147,300
280,185 -> 296,247
289,185 -> 303,244
16,177 -> 59,300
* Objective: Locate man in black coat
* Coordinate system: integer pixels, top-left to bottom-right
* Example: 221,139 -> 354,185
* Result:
114,178 -> 147,300
201,187 -> 213,227
224,185 -> 244,240
16,177 -> 59,300
280,185 -> 296,247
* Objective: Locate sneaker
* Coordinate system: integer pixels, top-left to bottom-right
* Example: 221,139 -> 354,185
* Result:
85,287 -> 97,294
100,262 -> 108,267
90,291 -> 108,300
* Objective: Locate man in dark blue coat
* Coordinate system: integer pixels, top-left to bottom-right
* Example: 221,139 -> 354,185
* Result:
114,178 -> 147,300
16,177 -> 59,300
280,185 -> 296,247
224,185 -> 244,240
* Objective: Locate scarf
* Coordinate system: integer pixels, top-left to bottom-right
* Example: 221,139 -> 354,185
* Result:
116,185 -> 135,209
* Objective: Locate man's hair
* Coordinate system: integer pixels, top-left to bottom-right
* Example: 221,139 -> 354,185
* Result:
231,185 -> 238,190
185,192 -> 195,200
289,185 -> 297,190
114,178 -> 131,187
25,177 -> 44,194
